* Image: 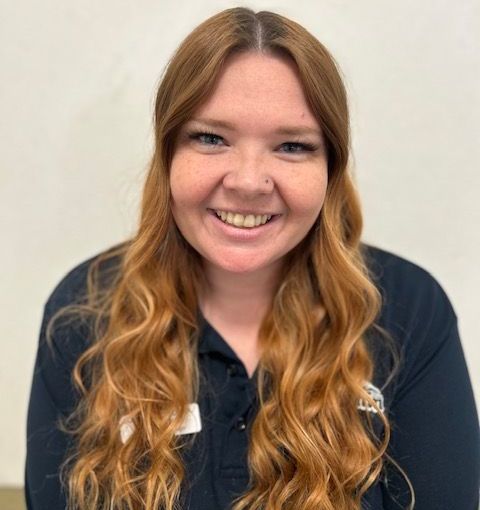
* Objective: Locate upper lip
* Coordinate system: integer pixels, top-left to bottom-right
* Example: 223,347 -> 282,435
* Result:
209,207 -> 279,216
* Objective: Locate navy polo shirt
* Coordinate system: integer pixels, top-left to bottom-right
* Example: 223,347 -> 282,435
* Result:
176,317 -> 385,509
180,317 -> 260,508
25,244 -> 480,509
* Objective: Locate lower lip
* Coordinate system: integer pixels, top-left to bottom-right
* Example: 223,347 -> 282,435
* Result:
207,209 -> 281,241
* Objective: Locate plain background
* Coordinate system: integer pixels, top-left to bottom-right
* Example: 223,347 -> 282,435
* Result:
1,0 -> 479,486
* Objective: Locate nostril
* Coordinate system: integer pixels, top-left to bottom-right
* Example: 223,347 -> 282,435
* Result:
222,170 -> 274,193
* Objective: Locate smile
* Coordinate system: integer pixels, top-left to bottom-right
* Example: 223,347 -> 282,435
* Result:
213,209 -> 273,229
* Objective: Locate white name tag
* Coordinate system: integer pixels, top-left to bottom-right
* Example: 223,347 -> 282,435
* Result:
175,402 -> 202,435
119,403 -> 202,444
119,415 -> 135,444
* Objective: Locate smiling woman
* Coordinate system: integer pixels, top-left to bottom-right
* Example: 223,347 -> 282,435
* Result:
25,7 -> 479,510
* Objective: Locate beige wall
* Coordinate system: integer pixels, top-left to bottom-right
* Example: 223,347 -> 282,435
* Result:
1,0 -> 479,485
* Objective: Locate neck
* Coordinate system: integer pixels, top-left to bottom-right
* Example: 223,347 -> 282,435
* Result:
200,262 -> 283,330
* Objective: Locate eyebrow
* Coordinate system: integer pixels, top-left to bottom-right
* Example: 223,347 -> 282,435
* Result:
189,117 -> 323,138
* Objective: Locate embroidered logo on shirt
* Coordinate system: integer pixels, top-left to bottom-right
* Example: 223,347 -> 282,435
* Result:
357,381 -> 385,414
119,402 -> 202,444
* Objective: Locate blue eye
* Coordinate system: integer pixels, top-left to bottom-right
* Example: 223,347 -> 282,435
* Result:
188,131 -> 225,146
279,142 -> 317,153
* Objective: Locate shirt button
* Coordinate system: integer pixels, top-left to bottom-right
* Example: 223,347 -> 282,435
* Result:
235,416 -> 246,431
227,364 -> 238,376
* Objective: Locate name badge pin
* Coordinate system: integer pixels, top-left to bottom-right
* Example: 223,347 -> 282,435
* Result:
119,402 -> 202,444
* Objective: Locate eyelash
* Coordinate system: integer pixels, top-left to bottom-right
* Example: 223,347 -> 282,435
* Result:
187,130 -> 318,153
280,141 -> 318,153
188,130 -> 225,146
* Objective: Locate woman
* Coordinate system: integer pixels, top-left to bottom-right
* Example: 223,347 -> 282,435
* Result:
26,7 -> 479,510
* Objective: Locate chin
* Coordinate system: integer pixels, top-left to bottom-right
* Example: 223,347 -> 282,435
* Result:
204,252 -> 282,276
214,261 -> 265,274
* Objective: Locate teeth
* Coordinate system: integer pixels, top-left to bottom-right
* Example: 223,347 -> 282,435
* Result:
243,214 -> 255,228
233,214 -> 244,227
214,210 -> 273,228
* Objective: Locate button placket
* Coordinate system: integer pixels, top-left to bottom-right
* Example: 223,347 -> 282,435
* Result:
227,363 -> 239,377
198,321 -> 258,498
217,365 -> 256,473
235,416 -> 247,431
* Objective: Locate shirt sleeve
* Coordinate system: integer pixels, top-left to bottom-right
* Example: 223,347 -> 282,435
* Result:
381,296 -> 479,508
25,249 -> 123,509
25,281 -> 91,510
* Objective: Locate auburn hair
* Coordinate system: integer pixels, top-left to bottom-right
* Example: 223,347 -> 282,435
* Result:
50,7 -> 413,510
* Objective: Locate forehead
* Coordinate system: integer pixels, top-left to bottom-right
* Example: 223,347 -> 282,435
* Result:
192,51 -> 320,133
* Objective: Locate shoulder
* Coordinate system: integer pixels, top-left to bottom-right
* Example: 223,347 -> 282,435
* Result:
360,243 -> 459,399
31,245 -> 125,414
39,243 -> 126,366
43,243 -> 126,315
361,243 -> 457,330
42,243 -> 126,317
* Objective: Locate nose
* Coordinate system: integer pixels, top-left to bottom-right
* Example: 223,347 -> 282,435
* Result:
222,149 -> 274,197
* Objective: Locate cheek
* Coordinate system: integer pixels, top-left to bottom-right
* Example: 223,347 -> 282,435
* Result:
170,174 -> 190,209
170,156 -> 208,208
170,154 -> 216,207
284,171 -> 328,218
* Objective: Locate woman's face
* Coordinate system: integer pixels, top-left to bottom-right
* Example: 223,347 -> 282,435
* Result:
170,51 -> 328,277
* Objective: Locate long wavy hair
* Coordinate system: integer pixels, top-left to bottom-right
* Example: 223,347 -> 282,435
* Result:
51,7 -> 413,510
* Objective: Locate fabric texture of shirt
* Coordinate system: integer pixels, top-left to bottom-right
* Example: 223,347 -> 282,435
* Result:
25,244 -> 480,509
